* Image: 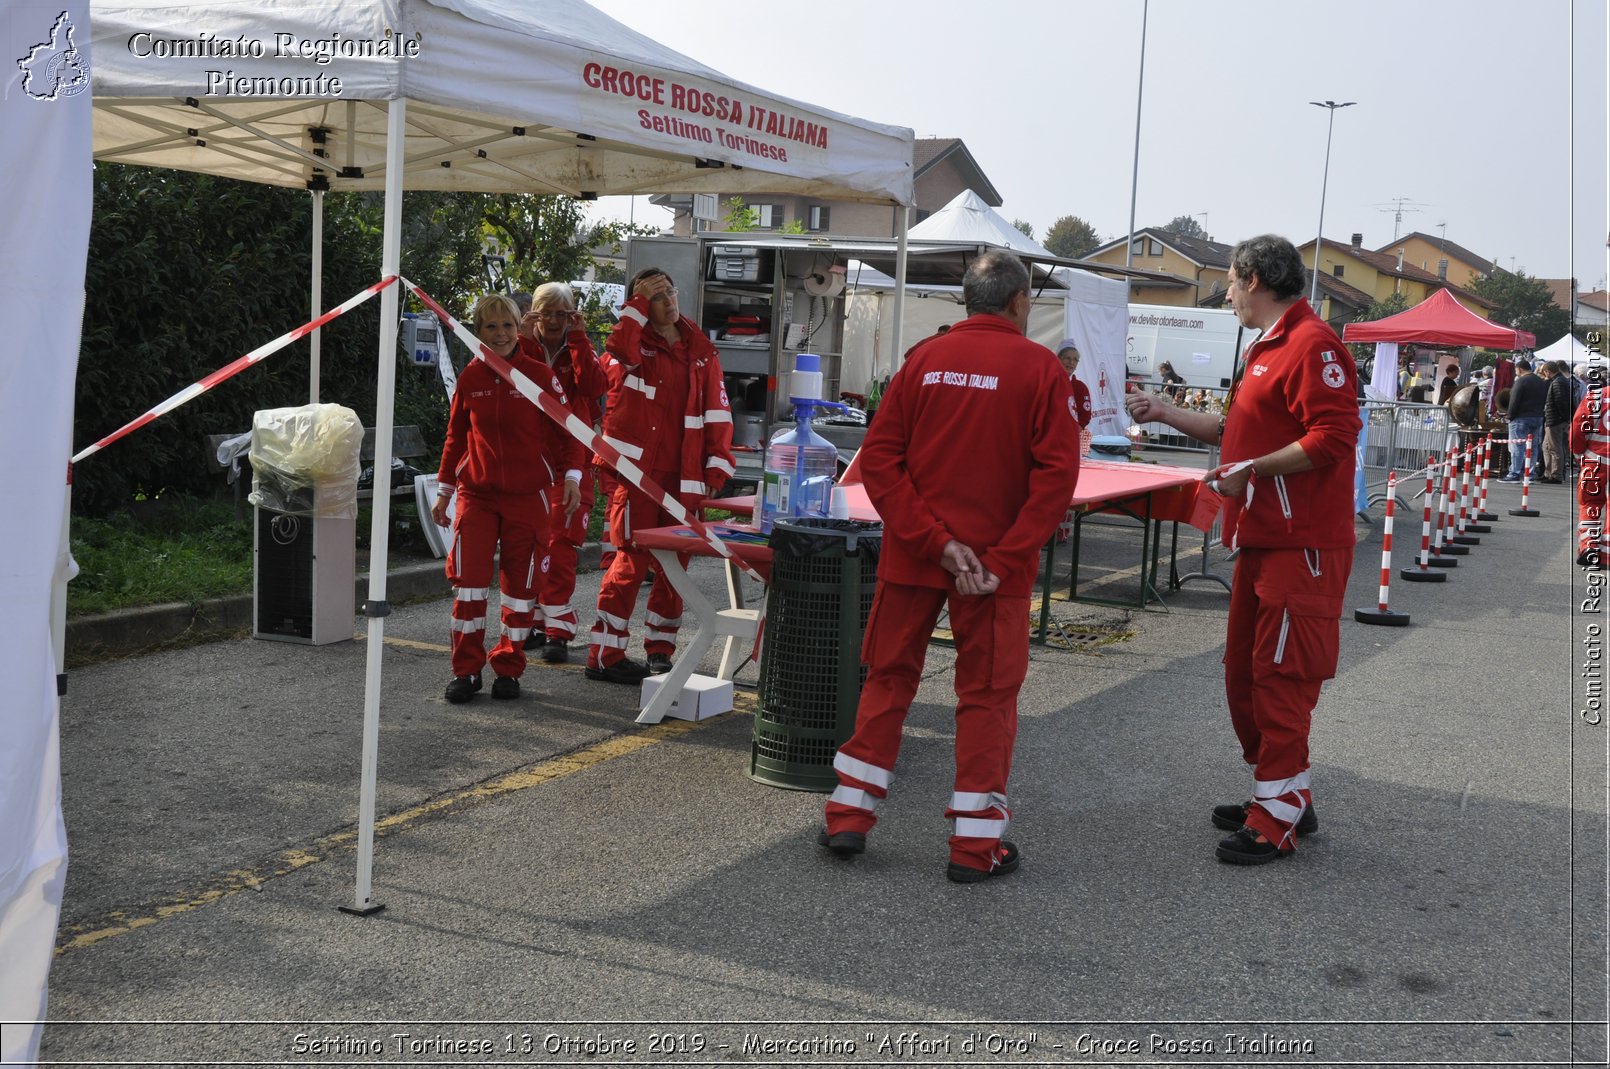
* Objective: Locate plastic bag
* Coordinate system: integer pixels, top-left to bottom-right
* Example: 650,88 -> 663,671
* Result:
248,403 -> 364,517
771,517 -> 882,561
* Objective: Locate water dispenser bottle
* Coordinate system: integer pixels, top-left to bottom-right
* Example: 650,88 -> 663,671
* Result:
760,354 -> 844,534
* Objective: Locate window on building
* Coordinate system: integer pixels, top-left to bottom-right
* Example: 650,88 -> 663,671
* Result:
1149,239 -> 1163,256
807,204 -> 831,232
1332,264 -> 1345,278
752,202 -> 781,229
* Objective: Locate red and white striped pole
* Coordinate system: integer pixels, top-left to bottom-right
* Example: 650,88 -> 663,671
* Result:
1475,434 -> 1499,522
1463,442 -> 1492,532
1510,434 -> 1540,517
1357,472 -> 1411,625
1403,458 -> 1449,581
1436,455 -> 1470,556
1450,445 -> 1481,545
1424,456 -> 1460,568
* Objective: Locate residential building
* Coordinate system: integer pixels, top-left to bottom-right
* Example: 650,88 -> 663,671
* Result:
1577,290 -> 1610,331
1376,232 -> 1496,290
1302,234 -> 1496,320
1538,279 -> 1610,333
1199,266 -> 1374,335
1083,226 -> 1234,307
647,136 -> 1000,239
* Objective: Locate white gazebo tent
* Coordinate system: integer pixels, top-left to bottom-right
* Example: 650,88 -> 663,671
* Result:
1533,331 -> 1595,367
82,0 -> 916,919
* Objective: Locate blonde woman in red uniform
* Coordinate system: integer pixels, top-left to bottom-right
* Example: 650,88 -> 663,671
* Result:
432,294 -> 583,703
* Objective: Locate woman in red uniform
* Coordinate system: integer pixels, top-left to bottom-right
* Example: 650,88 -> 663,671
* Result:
431,294 -> 583,703
518,282 -> 608,664
1056,341 -> 1094,428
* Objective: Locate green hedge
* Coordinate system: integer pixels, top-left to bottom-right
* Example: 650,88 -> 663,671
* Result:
73,167 -> 487,516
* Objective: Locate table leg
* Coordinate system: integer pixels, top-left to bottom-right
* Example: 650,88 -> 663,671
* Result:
638,548 -> 721,724
1035,535 -> 1056,645
717,559 -> 749,678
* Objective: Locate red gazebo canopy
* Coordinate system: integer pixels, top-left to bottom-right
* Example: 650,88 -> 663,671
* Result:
1342,288 -> 1536,349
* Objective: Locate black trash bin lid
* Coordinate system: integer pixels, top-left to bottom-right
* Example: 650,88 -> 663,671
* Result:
771,517 -> 883,558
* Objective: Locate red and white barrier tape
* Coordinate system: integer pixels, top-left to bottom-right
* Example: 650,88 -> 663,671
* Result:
400,279 -> 765,585
72,276 -> 399,464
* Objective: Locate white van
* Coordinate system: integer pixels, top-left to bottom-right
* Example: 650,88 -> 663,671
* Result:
1125,304 -> 1251,388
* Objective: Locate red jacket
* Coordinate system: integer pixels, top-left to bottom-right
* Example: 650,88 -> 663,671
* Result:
1070,376 -> 1093,427
602,297 -> 735,500
437,349 -> 585,499
860,314 -> 1082,597
1220,300 -> 1361,550
1570,388 -> 1610,463
522,329 -> 607,429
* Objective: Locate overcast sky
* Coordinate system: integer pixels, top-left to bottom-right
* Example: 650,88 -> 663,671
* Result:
585,0 -> 1608,292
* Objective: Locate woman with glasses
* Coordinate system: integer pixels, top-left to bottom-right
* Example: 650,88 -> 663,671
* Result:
585,268 -> 735,685
431,293 -> 584,704
518,282 -> 608,663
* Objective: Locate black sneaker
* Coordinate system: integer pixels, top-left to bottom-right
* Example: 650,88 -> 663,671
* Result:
521,633 -> 544,652
817,827 -> 866,858
1215,827 -> 1292,865
646,652 -> 674,674
1212,800 -> 1318,837
444,674 -> 482,704
490,675 -> 520,700
584,658 -> 652,685
540,640 -> 569,664
946,841 -> 1021,884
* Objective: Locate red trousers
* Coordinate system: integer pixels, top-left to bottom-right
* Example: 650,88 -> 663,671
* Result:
824,581 -> 1031,873
1579,460 -> 1607,561
538,468 -> 595,643
446,490 -> 549,679
587,472 -> 686,667
1224,546 -> 1351,848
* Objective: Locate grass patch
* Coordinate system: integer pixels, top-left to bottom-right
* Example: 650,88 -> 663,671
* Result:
70,488 -> 607,619
69,500 -> 252,617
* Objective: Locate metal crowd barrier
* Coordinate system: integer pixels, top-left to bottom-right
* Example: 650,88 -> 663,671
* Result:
1132,381 -> 1229,454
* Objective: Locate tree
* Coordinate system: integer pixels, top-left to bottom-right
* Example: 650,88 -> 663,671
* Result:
1011,218 -> 1035,240
1467,268 -> 1572,349
723,196 -> 759,232
1345,292 -> 1410,366
1162,214 -> 1213,242
1044,215 -> 1101,259
74,168 -> 632,515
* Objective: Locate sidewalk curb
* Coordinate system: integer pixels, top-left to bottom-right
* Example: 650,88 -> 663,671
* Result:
66,543 -> 604,663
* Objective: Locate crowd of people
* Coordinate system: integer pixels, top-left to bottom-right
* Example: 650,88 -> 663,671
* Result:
424,236 -> 1606,882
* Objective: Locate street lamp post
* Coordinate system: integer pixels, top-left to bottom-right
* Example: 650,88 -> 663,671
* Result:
1309,100 -> 1356,308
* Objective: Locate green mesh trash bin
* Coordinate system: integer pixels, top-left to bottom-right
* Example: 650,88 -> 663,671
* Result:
750,517 -> 882,791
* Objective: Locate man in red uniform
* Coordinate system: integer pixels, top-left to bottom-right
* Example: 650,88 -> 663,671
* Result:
432,294 -> 585,703
586,269 -> 735,685
819,250 -> 1082,883
1126,234 -> 1361,865
517,282 -> 608,664
1569,367 -> 1609,566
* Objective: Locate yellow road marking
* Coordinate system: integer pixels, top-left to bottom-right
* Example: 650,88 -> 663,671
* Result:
57,688 -> 758,955
373,633 -> 450,653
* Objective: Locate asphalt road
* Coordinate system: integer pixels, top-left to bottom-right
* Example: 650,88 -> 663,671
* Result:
39,476 -> 1606,1068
